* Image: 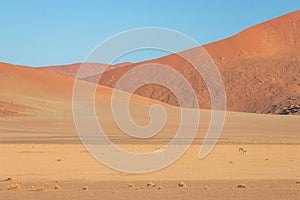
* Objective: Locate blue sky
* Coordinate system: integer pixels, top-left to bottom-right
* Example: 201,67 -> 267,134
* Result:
0,0 -> 299,67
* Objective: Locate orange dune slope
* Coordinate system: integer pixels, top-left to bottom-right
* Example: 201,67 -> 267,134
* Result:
0,62 -> 165,117
84,11 -> 300,115
0,62 -> 74,116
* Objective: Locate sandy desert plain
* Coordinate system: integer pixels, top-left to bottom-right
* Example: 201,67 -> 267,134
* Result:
1,11 -> 300,200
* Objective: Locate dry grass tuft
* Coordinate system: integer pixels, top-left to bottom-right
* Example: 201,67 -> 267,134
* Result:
35,187 -> 46,192
8,184 -> 22,190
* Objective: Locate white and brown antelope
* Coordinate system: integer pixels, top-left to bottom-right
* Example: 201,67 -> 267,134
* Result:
154,147 -> 167,155
239,147 -> 247,155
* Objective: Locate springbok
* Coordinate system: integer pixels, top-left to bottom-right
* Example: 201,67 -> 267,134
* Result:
154,147 -> 167,155
239,147 -> 247,155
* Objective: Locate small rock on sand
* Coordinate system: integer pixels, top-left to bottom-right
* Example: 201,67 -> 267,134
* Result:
128,183 -> 135,188
5,177 -> 13,181
82,186 -> 88,191
236,184 -> 247,189
54,185 -> 61,190
146,182 -> 155,187
178,181 -> 187,188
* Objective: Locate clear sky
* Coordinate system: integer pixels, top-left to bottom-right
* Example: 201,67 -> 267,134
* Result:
1,0 -> 299,67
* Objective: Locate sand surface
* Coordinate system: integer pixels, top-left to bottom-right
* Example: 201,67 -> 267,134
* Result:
0,112 -> 300,199
0,143 -> 299,199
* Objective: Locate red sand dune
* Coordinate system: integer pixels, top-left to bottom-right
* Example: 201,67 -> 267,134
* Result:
84,10 -> 300,114
0,62 -> 158,117
0,62 -> 76,116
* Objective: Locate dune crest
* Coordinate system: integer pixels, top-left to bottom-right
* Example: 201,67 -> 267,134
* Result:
40,62 -> 132,78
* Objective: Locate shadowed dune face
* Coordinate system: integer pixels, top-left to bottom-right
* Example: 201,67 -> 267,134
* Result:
82,11 -> 300,115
